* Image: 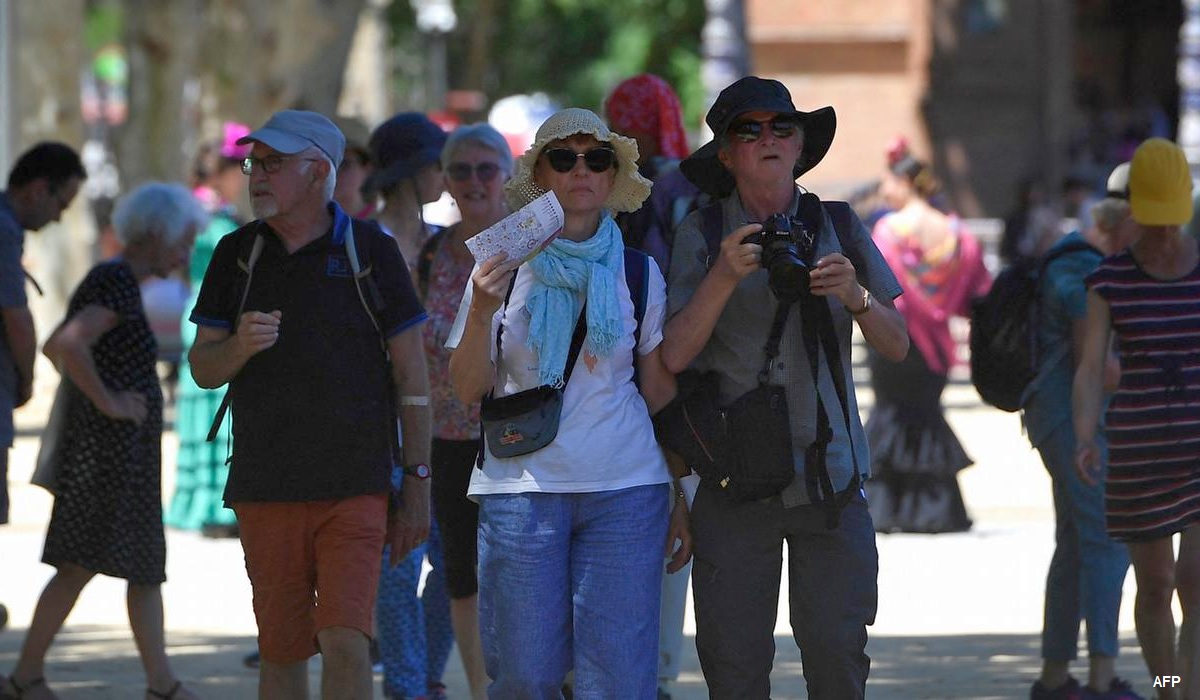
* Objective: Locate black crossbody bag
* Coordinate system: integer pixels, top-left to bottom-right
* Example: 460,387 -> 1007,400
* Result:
478,273 -> 587,462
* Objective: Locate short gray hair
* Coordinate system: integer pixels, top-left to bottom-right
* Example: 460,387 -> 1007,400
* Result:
1091,196 -> 1131,234
300,147 -> 337,202
442,123 -> 514,177
112,182 -> 208,247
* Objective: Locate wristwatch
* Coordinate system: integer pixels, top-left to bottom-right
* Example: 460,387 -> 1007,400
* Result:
403,463 -> 432,479
849,288 -> 873,316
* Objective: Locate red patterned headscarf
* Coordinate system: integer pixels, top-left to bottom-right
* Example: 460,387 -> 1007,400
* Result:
604,74 -> 690,161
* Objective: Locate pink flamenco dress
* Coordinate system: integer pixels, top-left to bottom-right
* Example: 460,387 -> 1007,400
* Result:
865,213 -> 992,533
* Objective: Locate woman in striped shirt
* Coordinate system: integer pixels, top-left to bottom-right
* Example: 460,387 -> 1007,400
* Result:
1074,138 -> 1200,700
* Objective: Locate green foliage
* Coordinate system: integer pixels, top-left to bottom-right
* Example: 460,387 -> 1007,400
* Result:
84,0 -> 123,54
394,0 -> 706,129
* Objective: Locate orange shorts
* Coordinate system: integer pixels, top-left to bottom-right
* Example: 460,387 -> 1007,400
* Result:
233,493 -> 387,663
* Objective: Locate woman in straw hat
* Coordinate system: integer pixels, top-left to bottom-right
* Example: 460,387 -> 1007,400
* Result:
447,107 -> 688,698
1074,138 -> 1200,700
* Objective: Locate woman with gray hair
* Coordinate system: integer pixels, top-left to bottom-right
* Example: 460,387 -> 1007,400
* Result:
414,122 -> 512,700
3,183 -> 205,700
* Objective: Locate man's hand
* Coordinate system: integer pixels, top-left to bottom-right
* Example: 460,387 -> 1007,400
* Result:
665,495 -> 693,574
809,253 -> 862,308
233,310 -> 283,358
386,475 -> 431,566
712,223 -> 764,283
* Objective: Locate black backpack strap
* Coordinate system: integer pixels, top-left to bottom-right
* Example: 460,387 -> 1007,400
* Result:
624,247 -> 650,389
207,227 -> 266,444
697,202 -> 724,271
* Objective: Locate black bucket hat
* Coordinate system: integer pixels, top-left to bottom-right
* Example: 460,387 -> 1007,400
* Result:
365,112 -> 448,194
680,76 -> 836,198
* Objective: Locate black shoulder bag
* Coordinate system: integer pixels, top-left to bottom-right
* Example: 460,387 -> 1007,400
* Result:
478,273 -> 587,461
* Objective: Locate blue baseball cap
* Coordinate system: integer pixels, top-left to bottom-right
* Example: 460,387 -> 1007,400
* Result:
238,109 -> 346,169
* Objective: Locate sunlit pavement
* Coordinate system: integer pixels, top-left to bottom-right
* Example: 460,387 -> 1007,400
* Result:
0,378 -> 1152,699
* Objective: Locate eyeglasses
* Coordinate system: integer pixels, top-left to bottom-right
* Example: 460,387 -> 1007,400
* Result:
543,147 -> 617,174
728,118 -> 802,143
241,154 -> 321,175
446,161 -> 503,183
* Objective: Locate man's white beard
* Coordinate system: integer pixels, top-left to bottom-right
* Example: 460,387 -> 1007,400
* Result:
251,197 -> 278,220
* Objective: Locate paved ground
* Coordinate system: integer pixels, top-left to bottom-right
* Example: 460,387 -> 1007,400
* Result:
0,376 -> 1156,699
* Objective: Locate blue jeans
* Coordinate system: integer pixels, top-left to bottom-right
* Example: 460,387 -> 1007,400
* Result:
478,484 -> 669,700
1037,422 -> 1130,660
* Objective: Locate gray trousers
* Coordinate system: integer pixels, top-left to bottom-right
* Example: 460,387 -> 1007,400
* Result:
691,485 -> 878,699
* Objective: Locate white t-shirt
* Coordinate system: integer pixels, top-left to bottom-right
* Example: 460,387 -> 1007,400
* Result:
446,254 -> 670,496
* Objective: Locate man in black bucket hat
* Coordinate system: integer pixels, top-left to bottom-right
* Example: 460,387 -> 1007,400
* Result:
661,76 -> 910,698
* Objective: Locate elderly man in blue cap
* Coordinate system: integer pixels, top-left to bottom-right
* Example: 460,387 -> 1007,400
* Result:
188,109 -> 432,700
660,77 -> 909,698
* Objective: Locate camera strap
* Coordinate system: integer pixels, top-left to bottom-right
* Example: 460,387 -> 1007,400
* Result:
798,292 -> 862,529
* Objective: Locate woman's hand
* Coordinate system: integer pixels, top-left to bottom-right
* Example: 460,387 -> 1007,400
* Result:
665,492 -> 693,574
102,390 -> 148,425
470,252 -> 520,317
809,253 -> 862,308
1075,438 -> 1103,486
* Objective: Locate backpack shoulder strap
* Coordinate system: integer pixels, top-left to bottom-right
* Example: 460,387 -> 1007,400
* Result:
342,215 -> 387,339
624,247 -> 650,389
207,224 -> 266,444
820,199 -> 862,266
697,201 -> 724,270
417,228 -> 446,299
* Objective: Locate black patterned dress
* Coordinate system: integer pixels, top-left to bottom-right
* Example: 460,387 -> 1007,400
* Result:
42,261 -> 166,584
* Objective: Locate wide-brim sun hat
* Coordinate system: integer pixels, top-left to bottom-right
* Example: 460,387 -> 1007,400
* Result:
680,76 -> 836,198
505,107 -> 652,213
1129,138 -> 1193,226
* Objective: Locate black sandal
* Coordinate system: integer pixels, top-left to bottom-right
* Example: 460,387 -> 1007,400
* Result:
146,681 -> 182,699
2,676 -> 46,699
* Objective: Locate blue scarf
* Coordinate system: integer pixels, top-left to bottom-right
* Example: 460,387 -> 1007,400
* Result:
525,215 -> 624,387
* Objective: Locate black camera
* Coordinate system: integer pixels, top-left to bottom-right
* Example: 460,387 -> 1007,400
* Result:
742,213 -> 813,302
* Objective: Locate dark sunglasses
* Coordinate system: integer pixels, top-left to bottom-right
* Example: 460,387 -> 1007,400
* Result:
543,147 -> 616,174
446,161 -> 502,183
728,118 -> 802,143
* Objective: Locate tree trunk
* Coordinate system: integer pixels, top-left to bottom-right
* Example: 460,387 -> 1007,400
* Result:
196,0 -> 368,132
114,0 -> 203,186
12,0 -> 91,341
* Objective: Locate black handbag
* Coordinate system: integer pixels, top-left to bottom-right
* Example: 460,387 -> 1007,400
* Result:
479,283 -> 587,461
654,303 -> 796,502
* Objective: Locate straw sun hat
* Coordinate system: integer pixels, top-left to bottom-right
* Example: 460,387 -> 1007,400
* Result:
504,107 -> 651,214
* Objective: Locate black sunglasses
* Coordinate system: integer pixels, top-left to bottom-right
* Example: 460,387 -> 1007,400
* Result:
446,161 -> 502,183
728,118 -> 802,143
543,147 -> 617,174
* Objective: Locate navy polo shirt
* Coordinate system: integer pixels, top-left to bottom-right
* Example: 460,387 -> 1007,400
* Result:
191,206 -> 426,503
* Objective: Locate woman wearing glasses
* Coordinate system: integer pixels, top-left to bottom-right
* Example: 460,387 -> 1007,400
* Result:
413,123 -> 512,700
447,108 -> 688,698
366,112 -> 456,700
